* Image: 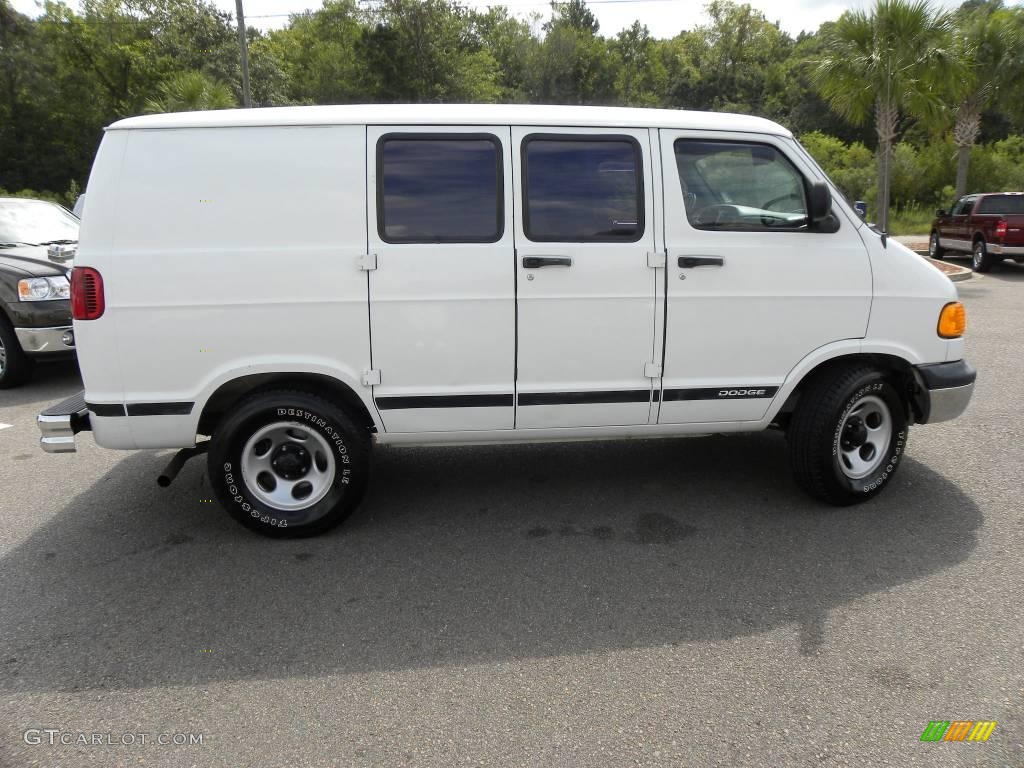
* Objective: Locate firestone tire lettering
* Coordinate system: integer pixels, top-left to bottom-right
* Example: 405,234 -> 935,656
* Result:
208,390 -> 369,538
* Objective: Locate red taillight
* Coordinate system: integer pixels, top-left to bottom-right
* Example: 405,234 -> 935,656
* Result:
70,267 -> 105,320
995,219 -> 1008,240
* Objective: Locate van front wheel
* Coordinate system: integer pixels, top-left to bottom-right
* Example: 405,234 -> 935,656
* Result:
787,367 -> 909,505
208,390 -> 369,537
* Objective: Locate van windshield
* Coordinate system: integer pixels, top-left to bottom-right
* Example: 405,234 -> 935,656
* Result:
0,199 -> 80,246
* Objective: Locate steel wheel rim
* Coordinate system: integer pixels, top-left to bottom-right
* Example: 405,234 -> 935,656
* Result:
837,394 -> 892,480
241,421 -> 335,512
929,233 -> 939,256
0,334 -> 6,375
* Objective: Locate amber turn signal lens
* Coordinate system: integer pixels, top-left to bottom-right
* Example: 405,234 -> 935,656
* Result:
937,302 -> 966,338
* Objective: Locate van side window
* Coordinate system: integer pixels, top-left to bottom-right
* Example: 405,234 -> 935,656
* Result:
674,140 -> 809,232
522,136 -> 643,242
377,134 -> 502,243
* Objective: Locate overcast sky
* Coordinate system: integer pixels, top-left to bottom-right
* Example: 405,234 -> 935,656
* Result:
10,0 -> 974,37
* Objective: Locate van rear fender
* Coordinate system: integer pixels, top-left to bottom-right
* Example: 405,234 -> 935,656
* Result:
196,369 -> 381,438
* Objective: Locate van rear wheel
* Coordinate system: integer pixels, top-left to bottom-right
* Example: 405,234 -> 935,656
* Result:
208,390 -> 369,537
787,366 -> 909,505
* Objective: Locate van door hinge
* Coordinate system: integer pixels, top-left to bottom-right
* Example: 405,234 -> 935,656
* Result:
647,251 -> 666,268
357,253 -> 378,271
644,362 -> 662,378
362,369 -> 381,386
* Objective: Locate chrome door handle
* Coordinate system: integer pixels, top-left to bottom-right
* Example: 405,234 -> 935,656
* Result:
523,256 -> 573,268
678,256 -> 724,268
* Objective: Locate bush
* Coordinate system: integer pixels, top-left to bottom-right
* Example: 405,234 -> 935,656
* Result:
970,137 -> 1024,193
0,187 -> 63,204
800,131 -> 874,204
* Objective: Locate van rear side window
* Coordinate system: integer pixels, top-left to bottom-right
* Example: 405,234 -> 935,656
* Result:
377,134 -> 503,243
522,136 -> 643,242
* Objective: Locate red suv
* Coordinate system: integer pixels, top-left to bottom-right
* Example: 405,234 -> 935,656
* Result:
929,192 -> 1024,272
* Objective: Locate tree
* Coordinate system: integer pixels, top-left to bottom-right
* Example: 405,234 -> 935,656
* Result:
0,1 -> 47,191
948,3 -> 1020,198
144,70 -> 236,112
612,21 -> 665,106
359,0 -> 500,102
531,0 -> 615,104
665,2 -> 792,115
475,7 -> 540,102
815,0 -> 954,231
265,0 -> 366,105
544,0 -> 598,35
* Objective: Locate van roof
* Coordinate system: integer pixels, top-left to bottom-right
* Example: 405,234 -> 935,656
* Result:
107,104 -> 792,136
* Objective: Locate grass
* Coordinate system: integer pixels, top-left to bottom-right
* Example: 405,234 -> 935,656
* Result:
886,201 -> 936,237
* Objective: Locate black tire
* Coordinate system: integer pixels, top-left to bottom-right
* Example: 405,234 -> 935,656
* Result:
207,389 -> 370,538
787,366 -> 909,506
0,313 -> 35,389
971,238 -> 995,273
928,231 -> 945,259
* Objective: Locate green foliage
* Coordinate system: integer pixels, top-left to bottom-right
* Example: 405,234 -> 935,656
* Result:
2,0 -> 1024,217
888,201 -> 936,235
968,135 -> 1024,191
0,187 -> 63,204
800,132 -> 875,205
359,0 -> 502,103
668,1 -> 792,115
144,70 -> 236,112
815,0 -> 955,126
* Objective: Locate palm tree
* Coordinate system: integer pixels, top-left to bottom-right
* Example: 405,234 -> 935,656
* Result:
144,71 -> 237,114
949,5 -> 1020,198
815,0 -> 954,231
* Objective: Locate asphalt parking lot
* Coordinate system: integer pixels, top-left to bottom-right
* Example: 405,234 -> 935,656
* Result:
1,265 -> 1021,768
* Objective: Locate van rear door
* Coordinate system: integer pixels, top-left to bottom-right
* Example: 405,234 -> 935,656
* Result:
366,126 -> 515,433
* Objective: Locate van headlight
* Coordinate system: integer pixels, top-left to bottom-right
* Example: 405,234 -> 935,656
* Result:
18,276 -> 71,301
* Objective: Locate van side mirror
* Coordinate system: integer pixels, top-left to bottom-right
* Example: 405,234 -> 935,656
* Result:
808,181 -> 832,225
935,209 -> 947,218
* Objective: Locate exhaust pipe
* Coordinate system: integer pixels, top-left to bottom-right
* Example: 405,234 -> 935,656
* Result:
157,442 -> 209,487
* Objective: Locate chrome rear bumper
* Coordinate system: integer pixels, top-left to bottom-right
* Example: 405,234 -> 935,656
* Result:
38,390 -> 91,454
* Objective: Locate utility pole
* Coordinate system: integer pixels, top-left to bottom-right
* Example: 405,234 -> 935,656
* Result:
235,0 -> 252,108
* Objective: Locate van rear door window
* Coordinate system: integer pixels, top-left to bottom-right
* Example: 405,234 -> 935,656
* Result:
522,136 -> 643,242
377,134 -> 502,243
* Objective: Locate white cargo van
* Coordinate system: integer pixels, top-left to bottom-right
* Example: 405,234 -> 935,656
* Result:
38,105 -> 975,537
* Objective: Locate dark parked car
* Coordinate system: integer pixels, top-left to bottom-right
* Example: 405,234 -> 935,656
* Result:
929,192 -> 1024,272
0,197 -> 78,387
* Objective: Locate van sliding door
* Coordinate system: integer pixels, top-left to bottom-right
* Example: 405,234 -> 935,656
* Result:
512,127 -> 662,429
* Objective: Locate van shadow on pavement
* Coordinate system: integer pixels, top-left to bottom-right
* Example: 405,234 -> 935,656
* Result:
0,431 -> 980,693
